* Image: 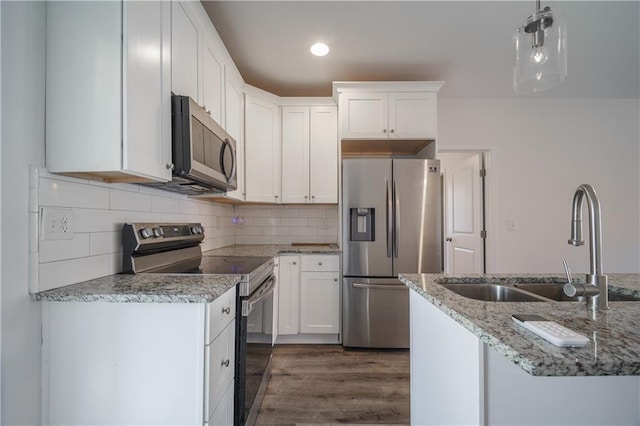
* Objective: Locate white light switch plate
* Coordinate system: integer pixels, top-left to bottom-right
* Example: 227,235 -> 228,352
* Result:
41,207 -> 74,240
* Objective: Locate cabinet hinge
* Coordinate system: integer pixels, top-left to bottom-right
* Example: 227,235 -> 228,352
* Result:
480,169 -> 487,178
480,230 -> 487,239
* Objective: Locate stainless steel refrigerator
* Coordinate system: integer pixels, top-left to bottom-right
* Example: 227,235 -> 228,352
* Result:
342,158 -> 441,348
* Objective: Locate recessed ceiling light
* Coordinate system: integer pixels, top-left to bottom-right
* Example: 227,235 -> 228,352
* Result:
310,42 -> 329,57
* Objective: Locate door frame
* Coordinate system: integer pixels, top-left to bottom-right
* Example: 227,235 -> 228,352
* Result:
438,147 -> 496,273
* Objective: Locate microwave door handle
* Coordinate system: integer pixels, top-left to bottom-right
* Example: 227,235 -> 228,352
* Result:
221,139 -> 236,182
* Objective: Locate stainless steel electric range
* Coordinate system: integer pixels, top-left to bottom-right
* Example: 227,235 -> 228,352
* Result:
123,223 -> 274,426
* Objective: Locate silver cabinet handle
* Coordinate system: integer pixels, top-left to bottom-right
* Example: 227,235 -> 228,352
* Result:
166,163 -> 174,170
446,237 -> 452,242
292,261 -> 297,265
318,262 -> 323,266
390,129 -> 395,133
221,359 -> 230,368
222,306 -> 231,315
334,278 -> 338,282
353,282 -> 407,290
383,129 -> 387,133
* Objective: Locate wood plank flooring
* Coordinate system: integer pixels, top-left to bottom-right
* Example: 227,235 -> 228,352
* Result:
255,345 -> 409,425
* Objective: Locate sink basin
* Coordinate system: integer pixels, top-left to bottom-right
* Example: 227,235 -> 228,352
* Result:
440,283 -> 544,302
513,283 -> 640,302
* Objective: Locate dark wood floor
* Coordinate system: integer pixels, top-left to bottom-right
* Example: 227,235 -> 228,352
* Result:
255,345 -> 410,425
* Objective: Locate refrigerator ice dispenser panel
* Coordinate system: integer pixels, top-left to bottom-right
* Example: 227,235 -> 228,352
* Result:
350,208 -> 375,241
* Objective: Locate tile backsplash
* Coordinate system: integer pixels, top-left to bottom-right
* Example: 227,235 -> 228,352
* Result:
36,171 -> 340,292
37,171 -> 235,291
234,205 -> 338,245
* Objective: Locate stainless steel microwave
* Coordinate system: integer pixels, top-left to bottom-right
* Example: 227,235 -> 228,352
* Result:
146,95 -> 237,195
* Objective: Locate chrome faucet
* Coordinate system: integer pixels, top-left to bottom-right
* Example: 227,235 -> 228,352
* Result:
563,184 -> 608,310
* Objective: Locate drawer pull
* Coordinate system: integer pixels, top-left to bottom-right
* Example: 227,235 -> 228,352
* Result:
221,359 -> 230,368
318,262 -> 323,266
222,306 -> 231,315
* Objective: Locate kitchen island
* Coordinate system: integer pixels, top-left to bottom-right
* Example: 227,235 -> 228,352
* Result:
400,273 -> 640,426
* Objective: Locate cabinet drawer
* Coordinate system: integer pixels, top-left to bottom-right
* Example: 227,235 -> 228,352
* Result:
301,255 -> 339,272
205,378 -> 234,426
204,319 -> 235,422
205,286 -> 236,344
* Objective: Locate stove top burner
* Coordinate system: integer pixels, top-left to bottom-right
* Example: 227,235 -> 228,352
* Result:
146,256 -> 272,276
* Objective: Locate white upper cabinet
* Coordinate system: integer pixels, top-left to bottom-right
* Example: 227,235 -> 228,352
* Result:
202,33 -> 225,125
334,82 -> 444,141
281,105 -> 338,204
244,91 -> 281,203
46,1 -> 171,183
309,106 -> 338,203
171,1 -> 200,103
224,73 -> 246,201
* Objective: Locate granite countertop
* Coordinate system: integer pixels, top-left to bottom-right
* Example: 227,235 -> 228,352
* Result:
34,244 -> 340,303
400,272 -> 640,377
203,244 -> 341,257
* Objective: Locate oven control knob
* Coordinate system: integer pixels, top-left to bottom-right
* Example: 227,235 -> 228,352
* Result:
152,227 -> 164,238
139,228 -> 154,239
190,225 -> 202,235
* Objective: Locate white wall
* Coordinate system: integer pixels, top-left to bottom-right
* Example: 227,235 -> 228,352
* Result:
439,98 -> 640,274
235,205 -> 338,245
1,2 -> 45,424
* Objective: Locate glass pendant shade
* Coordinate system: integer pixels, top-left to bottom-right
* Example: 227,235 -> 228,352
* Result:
513,7 -> 567,94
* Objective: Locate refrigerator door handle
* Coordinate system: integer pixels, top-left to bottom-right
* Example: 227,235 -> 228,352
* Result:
353,282 -> 407,290
393,179 -> 399,258
386,179 -> 393,258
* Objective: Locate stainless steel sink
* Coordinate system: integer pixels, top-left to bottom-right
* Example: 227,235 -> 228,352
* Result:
440,281 -> 640,303
439,283 -> 544,302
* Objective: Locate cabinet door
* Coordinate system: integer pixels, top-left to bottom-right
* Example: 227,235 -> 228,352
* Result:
281,107 -> 310,204
206,379 -> 234,426
171,1 -> 200,102
339,92 -> 388,139
224,77 -> 245,201
309,106 -> 338,203
123,0 -> 172,181
300,271 -> 340,334
245,95 -> 281,203
202,36 -> 224,125
278,256 -> 300,335
388,92 -> 437,139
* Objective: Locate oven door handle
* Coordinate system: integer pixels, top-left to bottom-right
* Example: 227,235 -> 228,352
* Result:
242,274 -> 275,317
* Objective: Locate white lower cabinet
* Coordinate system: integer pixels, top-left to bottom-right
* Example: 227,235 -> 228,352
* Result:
41,286 -> 237,425
277,255 -> 340,343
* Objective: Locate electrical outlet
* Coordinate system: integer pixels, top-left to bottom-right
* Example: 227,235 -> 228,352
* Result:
41,207 -> 74,240
320,218 -> 329,230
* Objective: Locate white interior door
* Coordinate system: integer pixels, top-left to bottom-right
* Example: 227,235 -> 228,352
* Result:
444,154 -> 484,273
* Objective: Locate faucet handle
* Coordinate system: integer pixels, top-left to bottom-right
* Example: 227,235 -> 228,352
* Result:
562,260 -> 573,283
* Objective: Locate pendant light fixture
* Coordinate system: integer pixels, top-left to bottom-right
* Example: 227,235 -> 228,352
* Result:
513,0 -> 567,94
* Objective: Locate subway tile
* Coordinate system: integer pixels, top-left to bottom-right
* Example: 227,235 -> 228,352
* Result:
238,207 -> 273,218
110,189 -> 151,212
290,227 -> 316,236
236,226 -> 263,236
242,236 -> 271,245
90,232 -> 121,256
274,207 -> 299,218
161,213 -> 186,223
124,211 -> 163,223
316,227 -> 339,237
39,255 -> 110,291
262,227 -> 290,236
179,199 -> 203,215
39,233 -> 91,263
272,236 -> 296,245
152,196 -> 181,214
252,217 -> 281,227
75,209 -> 126,233
40,178 -> 109,209
295,236 -> 326,244
325,207 -> 339,218
280,218 -> 308,227
297,207 -> 325,218
109,252 -> 123,274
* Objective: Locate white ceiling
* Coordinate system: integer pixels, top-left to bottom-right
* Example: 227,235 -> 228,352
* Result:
201,1 -> 639,98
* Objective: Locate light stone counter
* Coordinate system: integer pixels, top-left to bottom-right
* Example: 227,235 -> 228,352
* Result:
34,273 -> 241,303
203,244 -> 341,257
34,245 -> 341,303
400,273 -> 640,376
